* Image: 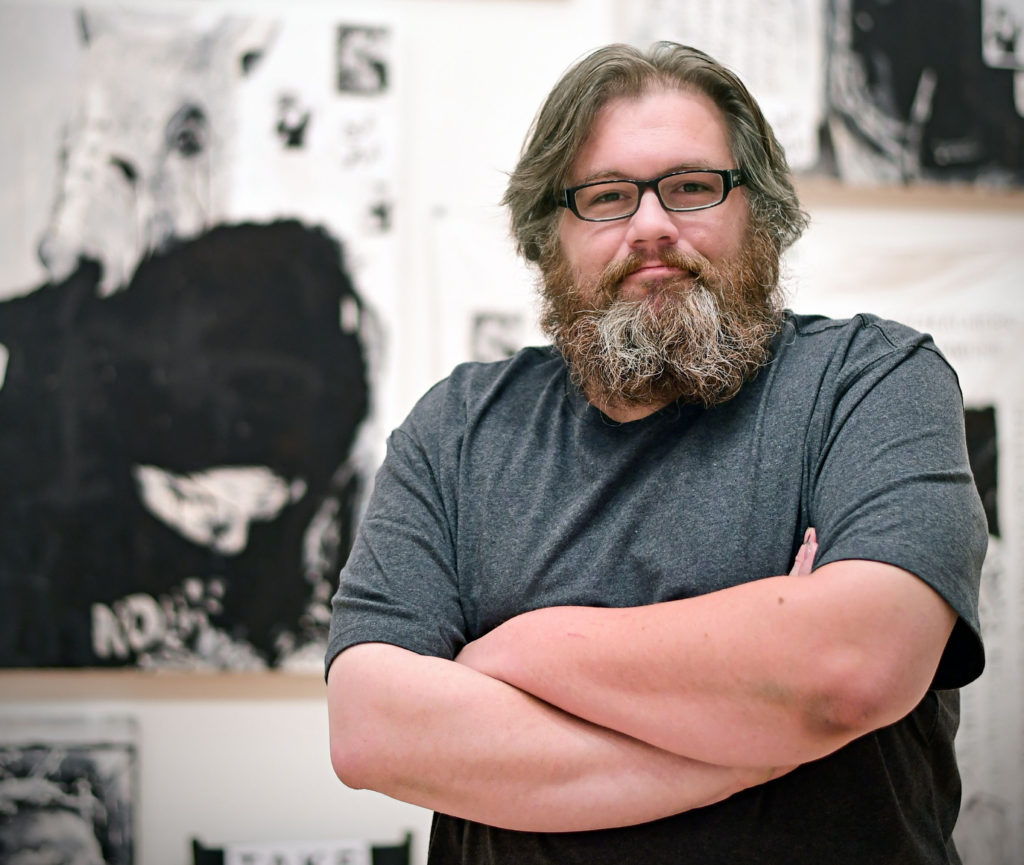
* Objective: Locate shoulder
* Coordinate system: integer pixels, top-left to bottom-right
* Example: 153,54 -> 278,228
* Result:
406,346 -> 563,427
391,346 -> 564,456
777,311 -> 960,394
444,344 -> 562,392
784,311 -> 948,361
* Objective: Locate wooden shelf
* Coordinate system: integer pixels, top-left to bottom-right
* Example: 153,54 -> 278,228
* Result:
0,668 -> 325,701
795,175 -> 1024,211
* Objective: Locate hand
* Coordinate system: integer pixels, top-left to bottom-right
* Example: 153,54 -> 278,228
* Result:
789,528 -> 817,577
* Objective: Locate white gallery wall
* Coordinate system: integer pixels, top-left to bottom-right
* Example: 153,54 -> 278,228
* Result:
1,1 -> 1022,865
0,3 -> 618,865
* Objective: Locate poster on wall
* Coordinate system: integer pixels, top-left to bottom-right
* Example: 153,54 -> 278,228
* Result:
0,5 -> 398,670
787,207 -> 1024,865
0,715 -> 137,865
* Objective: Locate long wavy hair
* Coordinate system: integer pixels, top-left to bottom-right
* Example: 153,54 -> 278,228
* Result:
503,42 -> 809,266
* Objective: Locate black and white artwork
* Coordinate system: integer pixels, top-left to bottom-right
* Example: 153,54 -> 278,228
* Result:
965,406 -> 1000,539
616,0 -> 826,171
823,0 -> 1024,184
0,716 -> 137,865
470,312 -> 526,363
619,0 -> 1024,186
336,25 -> 390,95
192,832 -> 412,865
983,0 -> 1024,69
0,5 -> 397,669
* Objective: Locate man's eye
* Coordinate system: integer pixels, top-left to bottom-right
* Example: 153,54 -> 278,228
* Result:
672,181 -> 711,194
581,185 -> 634,210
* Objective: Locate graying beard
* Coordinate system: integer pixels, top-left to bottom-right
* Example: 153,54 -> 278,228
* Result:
564,284 -> 777,408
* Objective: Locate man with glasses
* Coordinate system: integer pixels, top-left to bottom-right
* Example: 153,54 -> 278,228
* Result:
326,42 -> 986,864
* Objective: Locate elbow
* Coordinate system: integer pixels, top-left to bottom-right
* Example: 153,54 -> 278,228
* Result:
802,687 -> 880,744
800,650 -> 928,745
326,654 -> 392,792
330,735 -> 377,792
329,698 -> 404,793
328,693 -> 378,790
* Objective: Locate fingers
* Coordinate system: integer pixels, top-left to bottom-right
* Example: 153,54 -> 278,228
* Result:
789,527 -> 818,577
804,527 -> 817,559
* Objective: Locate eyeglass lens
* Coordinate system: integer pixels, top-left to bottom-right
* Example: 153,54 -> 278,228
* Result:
574,171 -> 726,220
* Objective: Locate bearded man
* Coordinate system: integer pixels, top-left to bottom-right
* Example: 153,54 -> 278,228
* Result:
326,43 -> 986,865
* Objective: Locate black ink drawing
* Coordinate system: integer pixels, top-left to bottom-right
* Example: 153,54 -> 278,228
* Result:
335,26 -> 390,95
0,222 -> 372,669
965,405 -> 1000,538
36,11 -> 278,296
0,8 -> 388,669
982,0 -> 1024,69
823,0 -> 1024,184
276,93 -> 311,148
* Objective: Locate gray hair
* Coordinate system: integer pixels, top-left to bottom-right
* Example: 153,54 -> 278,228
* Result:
503,42 -> 809,264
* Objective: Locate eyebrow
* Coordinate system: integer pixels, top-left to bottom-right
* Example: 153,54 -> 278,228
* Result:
575,162 -> 721,185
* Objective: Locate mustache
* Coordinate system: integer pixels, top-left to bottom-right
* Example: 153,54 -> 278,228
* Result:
597,248 -> 713,302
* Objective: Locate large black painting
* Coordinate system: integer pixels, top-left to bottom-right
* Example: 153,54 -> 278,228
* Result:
0,221 -> 372,668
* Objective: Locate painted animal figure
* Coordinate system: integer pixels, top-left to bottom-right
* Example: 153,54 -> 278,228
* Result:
37,10 -> 275,295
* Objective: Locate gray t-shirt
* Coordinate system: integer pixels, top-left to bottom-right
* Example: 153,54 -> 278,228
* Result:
328,312 -> 987,864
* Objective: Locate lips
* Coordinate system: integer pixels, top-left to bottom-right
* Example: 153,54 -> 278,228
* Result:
628,263 -> 690,281
621,258 -> 701,292
594,250 -> 709,304
630,248 -> 706,279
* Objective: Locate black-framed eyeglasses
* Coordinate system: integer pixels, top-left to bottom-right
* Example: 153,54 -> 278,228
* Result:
556,168 -> 745,222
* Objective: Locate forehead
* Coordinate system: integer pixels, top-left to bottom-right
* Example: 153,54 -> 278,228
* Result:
570,87 -> 734,182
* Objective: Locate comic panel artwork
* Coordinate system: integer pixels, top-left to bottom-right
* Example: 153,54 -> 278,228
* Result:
0,7 -> 397,670
0,716 -> 137,865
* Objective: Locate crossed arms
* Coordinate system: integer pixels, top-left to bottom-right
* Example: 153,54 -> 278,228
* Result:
326,531 -> 957,832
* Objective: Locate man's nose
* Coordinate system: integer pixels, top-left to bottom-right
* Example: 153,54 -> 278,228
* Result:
625,188 -> 679,248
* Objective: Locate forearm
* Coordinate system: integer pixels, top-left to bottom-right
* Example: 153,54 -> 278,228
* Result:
457,561 -> 955,768
328,642 -> 779,832
458,591 -> 830,768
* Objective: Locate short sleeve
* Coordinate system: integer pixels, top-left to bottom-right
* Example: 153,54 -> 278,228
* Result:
808,323 -> 987,689
325,388 -> 467,675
